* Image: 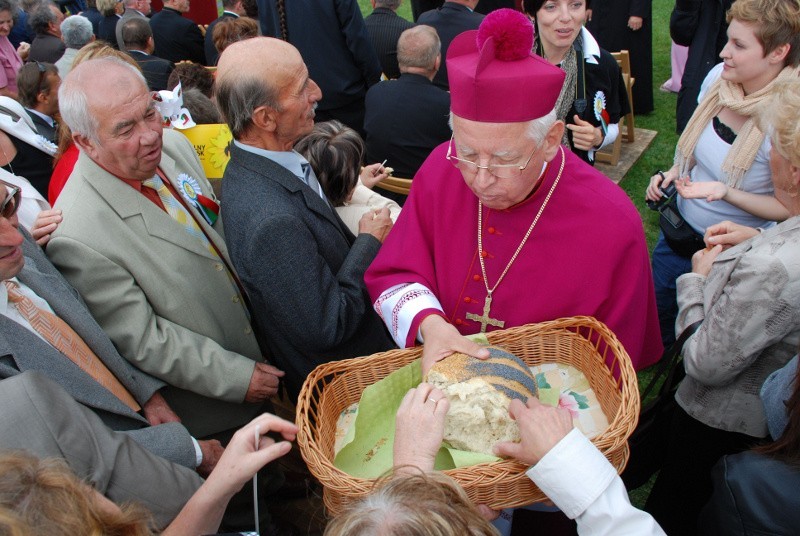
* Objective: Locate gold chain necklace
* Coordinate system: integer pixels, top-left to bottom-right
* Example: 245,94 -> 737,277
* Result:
466,146 -> 565,332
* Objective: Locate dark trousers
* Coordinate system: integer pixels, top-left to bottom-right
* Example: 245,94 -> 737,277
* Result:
644,405 -> 761,536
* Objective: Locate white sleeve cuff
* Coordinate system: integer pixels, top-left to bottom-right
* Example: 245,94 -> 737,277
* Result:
191,436 -> 202,468
525,429 -> 617,519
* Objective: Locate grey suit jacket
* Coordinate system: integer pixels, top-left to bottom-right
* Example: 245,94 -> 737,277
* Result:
48,130 -> 264,438
0,371 -> 202,527
0,233 -> 196,468
221,143 -> 394,397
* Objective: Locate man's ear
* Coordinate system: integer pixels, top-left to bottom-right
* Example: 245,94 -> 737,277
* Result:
72,133 -> 99,161
542,120 -> 565,162
250,105 -> 278,133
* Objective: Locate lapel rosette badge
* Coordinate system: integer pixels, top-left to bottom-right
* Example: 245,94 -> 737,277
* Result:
177,173 -> 219,225
593,91 -> 610,136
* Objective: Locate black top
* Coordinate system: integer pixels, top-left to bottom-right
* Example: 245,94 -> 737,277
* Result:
364,8 -> 415,79
98,14 -> 120,49
364,73 -> 451,179
565,48 -> 631,165
2,136 -> 54,199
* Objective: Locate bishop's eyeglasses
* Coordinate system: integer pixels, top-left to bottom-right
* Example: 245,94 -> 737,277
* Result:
445,135 -> 538,180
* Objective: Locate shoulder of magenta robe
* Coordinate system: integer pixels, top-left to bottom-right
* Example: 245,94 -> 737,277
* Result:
365,144 -> 661,369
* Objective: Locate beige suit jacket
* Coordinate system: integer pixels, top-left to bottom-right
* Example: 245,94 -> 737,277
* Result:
48,129 -> 263,437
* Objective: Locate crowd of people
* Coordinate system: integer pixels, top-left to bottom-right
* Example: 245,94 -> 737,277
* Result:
0,0 -> 796,534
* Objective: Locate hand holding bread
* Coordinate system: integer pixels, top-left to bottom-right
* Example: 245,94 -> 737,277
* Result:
418,315 -> 490,375
493,397 -> 573,466
393,383 -> 449,472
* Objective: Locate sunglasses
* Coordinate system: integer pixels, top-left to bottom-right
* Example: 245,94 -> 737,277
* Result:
0,180 -> 21,219
34,61 -> 48,96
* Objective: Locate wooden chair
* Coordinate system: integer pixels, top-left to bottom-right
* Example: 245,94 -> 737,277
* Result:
595,115 -> 623,165
611,50 -> 636,143
375,176 -> 412,196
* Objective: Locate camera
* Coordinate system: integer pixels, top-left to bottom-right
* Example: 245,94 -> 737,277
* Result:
646,182 -> 677,211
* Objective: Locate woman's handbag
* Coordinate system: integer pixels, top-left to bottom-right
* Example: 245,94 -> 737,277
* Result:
622,321 -> 702,490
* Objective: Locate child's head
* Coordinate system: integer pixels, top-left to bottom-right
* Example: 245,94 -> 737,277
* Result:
295,120 -> 364,206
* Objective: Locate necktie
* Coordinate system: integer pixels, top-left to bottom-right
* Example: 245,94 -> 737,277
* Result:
142,174 -> 216,256
5,281 -> 141,411
301,163 -> 331,208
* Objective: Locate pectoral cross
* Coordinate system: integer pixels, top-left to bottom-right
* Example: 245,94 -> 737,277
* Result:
465,293 -> 505,333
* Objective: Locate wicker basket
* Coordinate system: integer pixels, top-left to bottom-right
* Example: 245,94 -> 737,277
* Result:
296,316 -> 640,516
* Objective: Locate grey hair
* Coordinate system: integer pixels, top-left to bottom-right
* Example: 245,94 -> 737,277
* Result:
215,71 -> 281,139
20,0 -> 41,13
398,25 -> 440,71
29,1 -> 56,34
60,15 -> 93,48
59,56 -> 147,142
448,109 -> 558,145
122,0 -> 137,7
374,0 -> 401,8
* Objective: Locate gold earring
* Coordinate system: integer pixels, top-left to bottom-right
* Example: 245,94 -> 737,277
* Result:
787,183 -> 799,198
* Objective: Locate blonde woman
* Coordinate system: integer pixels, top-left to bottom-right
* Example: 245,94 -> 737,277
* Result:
645,78 -> 800,535
644,0 -> 800,348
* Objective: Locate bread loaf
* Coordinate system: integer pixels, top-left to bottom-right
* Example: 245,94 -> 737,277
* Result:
425,346 -> 538,455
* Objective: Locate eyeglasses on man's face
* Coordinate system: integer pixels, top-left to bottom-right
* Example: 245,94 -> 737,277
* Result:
445,135 -> 539,180
0,180 -> 21,220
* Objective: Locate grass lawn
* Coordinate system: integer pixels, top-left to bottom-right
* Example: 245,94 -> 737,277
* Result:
358,0 -> 682,508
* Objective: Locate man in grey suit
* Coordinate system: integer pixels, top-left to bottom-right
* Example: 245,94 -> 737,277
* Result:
0,371 -> 202,527
216,37 -> 396,397
48,58 -> 282,441
0,177 -> 222,475
116,0 -> 151,51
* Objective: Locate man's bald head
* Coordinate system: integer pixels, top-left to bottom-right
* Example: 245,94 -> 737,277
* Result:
216,37 -> 322,148
398,25 -> 441,74
60,58 -> 148,142
60,58 -> 163,182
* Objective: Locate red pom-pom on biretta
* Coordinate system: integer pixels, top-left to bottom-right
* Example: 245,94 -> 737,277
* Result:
475,8 -> 534,62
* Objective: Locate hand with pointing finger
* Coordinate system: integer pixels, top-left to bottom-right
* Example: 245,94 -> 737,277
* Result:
566,115 -> 603,151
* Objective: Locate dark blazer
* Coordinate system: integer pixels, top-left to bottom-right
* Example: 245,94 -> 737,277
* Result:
127,49 -> 175,91
0,233 -> 196,468
149,7 -> 206,65
80,7 -> 104,37
258,0 -> 381,111
26,110 -> 57,144
221,143 -> 395,397
28,33 -> 66,63
364,73 -> 451,179
417,2 -> 483,90
204,11 -> 238,66
364,7 -> 415,79
98,14 -> 120,48
670,0 -> 731,133
410,0 -> 443,21
700,451 -> 800,535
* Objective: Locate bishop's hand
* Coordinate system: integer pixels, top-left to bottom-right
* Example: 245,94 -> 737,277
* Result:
418,315 -> 490,376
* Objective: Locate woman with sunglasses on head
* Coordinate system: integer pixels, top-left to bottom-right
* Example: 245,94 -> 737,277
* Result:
521,0 -> 629,165
644,0 -> 800,349
645,77 -> 800,535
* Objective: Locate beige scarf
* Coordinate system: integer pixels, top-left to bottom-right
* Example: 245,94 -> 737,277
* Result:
675,64 -> 800,188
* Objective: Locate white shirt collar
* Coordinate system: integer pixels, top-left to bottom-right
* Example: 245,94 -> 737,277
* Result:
233,140 -> 310,181
580,27 -> 600,65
